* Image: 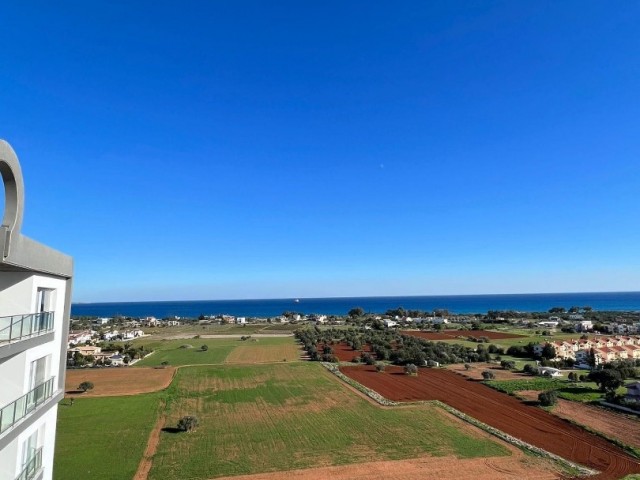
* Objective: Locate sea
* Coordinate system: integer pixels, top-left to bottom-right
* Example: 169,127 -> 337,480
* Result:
71,291 -> 640,318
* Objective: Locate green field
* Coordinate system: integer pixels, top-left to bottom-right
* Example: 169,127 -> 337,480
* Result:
133,336 -> 297,367
54,394 -> 160,480
485,377 -> 609,402
133,338 -> 239,366
142,323 -> 299,336
148,362 -> 509,479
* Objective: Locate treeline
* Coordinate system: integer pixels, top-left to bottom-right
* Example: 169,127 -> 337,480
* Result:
295,327 -> 495,366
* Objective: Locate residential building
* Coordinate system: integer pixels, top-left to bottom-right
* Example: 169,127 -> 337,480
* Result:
0,140 -> 73,480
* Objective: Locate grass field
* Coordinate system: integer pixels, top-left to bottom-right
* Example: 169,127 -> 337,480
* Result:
133,338 -> 240,366
224,340 -> 301,363
485,377 -> 609,402
142,323 -> 300,337
134,337 -> 299,367
148,363 -> 509,479
54,394 -> 160,480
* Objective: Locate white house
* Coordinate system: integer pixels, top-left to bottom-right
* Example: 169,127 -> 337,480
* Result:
432,318 -> 449,325
92,317 -> 111,326
576,320 -> 593,332
537,367 -> 563,377
236,317 -> 246,325
0,141 -> 73,480
383,319 -> 398,328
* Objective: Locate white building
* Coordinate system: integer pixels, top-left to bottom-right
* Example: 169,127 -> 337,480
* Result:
0,141 -> 73,480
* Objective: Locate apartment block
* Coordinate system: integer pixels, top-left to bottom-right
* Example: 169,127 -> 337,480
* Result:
0,140 -> 73,480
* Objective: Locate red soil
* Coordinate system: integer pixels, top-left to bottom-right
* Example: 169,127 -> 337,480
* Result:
402,330 -> 525,341
318,342 -> 374,362
340,365 -> 640,480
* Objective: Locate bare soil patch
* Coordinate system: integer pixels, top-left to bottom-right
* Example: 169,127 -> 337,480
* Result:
402,330 -> 525,341
65,367 -> 175,397
446,362 -> 526,381
317,342 -> 374,362
340,365 -> 640,480
515,393 -> 640,451
213,453 -> 561,480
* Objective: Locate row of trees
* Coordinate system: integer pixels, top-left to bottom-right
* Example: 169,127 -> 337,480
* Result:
295,327 -> 493,366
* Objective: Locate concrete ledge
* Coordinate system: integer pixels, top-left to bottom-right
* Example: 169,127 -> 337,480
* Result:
0,390 -> 64,451
0,332 -> 55,362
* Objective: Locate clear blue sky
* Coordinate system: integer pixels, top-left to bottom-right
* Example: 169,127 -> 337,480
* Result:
1,2 -> 639,302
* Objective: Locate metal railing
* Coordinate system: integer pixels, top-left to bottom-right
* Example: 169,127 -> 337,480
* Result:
0,312 -> 54,344
15,447 -> 43,480
0,377 -> 56,435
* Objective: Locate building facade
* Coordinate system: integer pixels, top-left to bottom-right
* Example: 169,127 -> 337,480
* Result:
0,140 -> 73,480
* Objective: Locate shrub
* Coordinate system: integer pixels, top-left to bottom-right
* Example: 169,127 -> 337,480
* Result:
464,363 -> 471,371
538,390 -> 558,406
375,362 -> 385,373
200,344 -> 209,351
177,415 -> 199,432
481,370 -> 495,380
500,360 -> 516,370
523,364 -> 536,375
404,363 -> 418,375
78,381 -> 94,393
361,353 -> 375,365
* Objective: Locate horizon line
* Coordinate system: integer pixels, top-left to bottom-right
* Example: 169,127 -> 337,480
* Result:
72,290 -> 640,305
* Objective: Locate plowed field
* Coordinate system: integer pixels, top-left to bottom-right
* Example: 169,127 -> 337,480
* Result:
317,342 -> 374,362
402,330 -> 525,340
340,366 -> 640,480
65,367 -> 175,396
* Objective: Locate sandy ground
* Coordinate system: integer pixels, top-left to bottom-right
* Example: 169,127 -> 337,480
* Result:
446,362 -> 527,381
65,367 -> 175,396
517,391 -> 640,450
212,454 -> 561,480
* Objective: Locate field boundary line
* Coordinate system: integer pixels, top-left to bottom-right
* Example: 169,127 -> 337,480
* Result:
321,363 -> 595,477
133,400 -> 166,480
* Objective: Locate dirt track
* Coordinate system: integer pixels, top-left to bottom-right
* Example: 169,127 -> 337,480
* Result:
213,453 -> 561,480
341,366 -> 640,480
402,330 -> 525,341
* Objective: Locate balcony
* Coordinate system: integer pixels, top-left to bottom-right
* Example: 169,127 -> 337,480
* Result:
15,447 -> 42,480
0,377 -> 56,436
0,312 -> 54,346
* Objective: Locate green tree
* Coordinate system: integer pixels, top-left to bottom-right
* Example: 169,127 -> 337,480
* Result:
404,363 -> 418,375
588,369 -> 623,392
481,370 -> 495,380
201,344 -> 209,351
541,344 -> 556,360
177,415 -> 199,432
348,307 -> 365,318
538,390 -> 558,406
78,381 -> 94,393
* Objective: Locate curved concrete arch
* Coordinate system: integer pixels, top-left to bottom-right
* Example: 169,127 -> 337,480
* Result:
0,140 -> 25,237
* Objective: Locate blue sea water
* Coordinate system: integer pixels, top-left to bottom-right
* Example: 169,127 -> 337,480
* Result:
71,292 -> 640,318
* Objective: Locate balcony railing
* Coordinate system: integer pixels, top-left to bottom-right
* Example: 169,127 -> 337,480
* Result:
15,447 -> 43,480
0,377 -> 56,435
0,312 -> 54,345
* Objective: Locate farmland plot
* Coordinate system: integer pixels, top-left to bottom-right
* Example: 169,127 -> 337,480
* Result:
148,363 -> 511,479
